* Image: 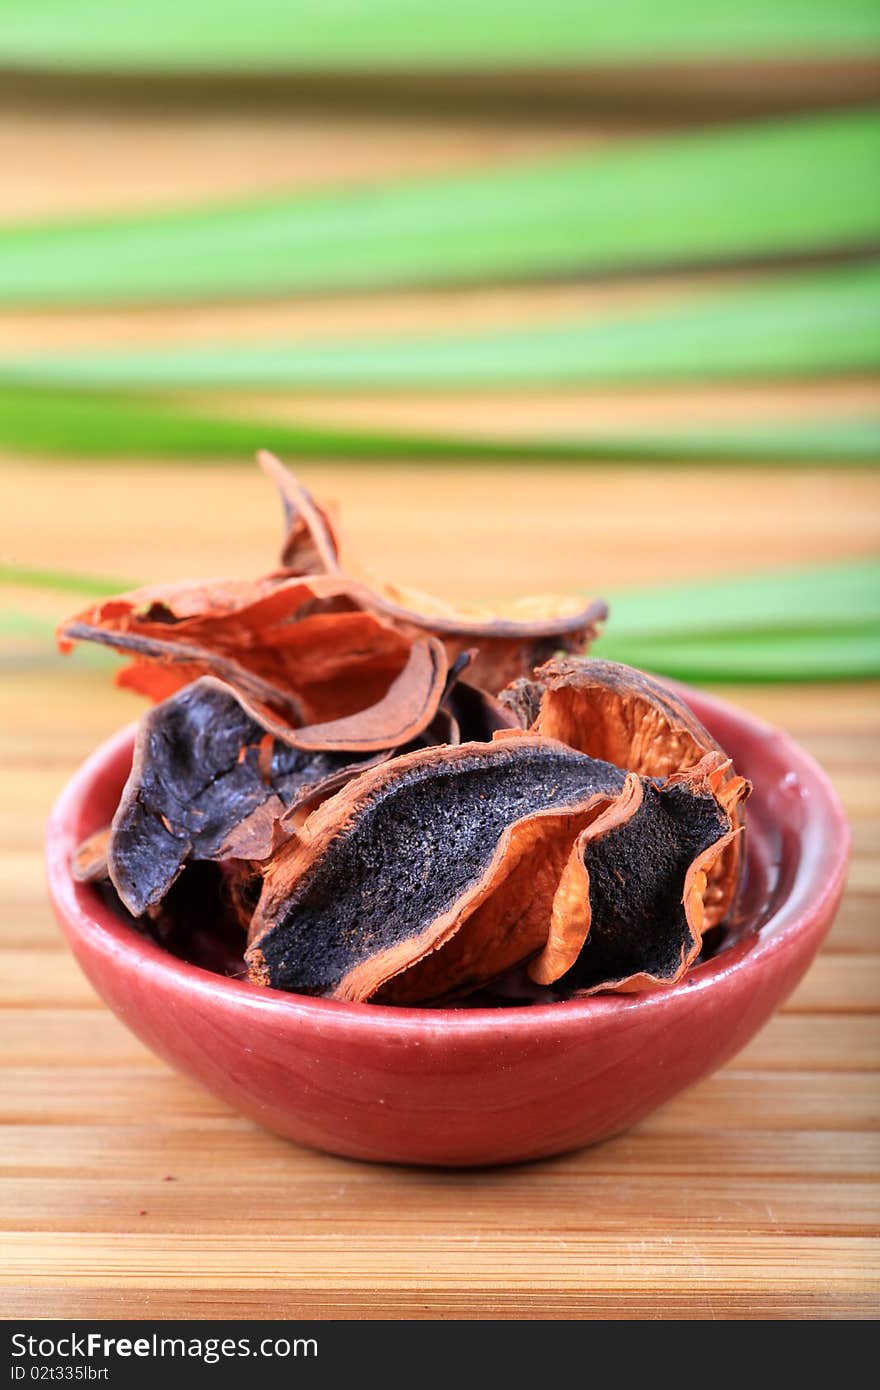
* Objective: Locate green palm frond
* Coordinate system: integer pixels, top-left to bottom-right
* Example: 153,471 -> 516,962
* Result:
0,2 -> 877,71
1,386 -> 878,464
5,262 -> 878,389
0,111 -> 877,304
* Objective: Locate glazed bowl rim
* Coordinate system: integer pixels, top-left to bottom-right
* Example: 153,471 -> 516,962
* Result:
46,682 -> 850,1041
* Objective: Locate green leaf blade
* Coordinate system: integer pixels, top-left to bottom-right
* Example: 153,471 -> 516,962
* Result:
1,385 -> 878,465
0,111 -> 878,304
6,262 -> 879,388
1,2 -> 879,72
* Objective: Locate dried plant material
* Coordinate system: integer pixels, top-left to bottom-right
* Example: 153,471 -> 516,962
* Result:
257,449 -> 342,574
107,677 -> 374,917
530,754 -> 747,993
357,583 -> 607,694
61,621 -> 310,723
62,454 -> 753,1009
260,451 -> 607,691
501,657 -> 750,925
58,454 -> 606,705
375,788 -> 630,1006
71,826 -> 111,883
138,861 -> 251,978
257,637 -> 448,752
62,625 -> 447,758
246,738 -> 630,1002
442,673 -> 519,744
505,657 -> 728,776
524,777 -> 644,986
58,574 -> 412,722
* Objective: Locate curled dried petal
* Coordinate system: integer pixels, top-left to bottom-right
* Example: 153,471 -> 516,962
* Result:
530,752 -> 749,994
354,583 -> 607,694
257,448 -> 342,574
58,456 -> 606,705
230,636 -> 449,753
261,451 -> 607,691
61,622 -> 308,724
246,737 -> 627,1002
107,678 -> 373,917
505,656 -> 729,778
58,578 -> 412,723
501,656 -> 750,926
375,789 -> 624,1006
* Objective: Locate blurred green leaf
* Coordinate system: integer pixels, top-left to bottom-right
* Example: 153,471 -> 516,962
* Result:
0,111 -> 878,304
595,558 -> 880,678
0,563 -> 139,596
601,559 -> 880,638
6,261 -> 878,389
0,385 -> 877,464
594,626 -> 880,680
6,262 -> 879,388
1,1 -> 878,70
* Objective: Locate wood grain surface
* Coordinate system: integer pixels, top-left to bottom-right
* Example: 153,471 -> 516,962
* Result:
1,86 -> 879,1322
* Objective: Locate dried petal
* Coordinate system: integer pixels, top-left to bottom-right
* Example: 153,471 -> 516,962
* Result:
240,636 -> 448,753
246,737 -> 627,1002
354,583 -> 607,694
71,826 -> 112,883
502,656 -> 750,925
59,576 -> 412,722
107,677 -> 371,917
375,789 -> 625,1006
61,622 -> 309,725
530,753 -> 748,993
261,451 -> 607,691
59,456 -> 606,703
505,656 -> 729,777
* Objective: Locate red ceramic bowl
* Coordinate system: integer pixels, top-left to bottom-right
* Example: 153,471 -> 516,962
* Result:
46,685 -> 849,1167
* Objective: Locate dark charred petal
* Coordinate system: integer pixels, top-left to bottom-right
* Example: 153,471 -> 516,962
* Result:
108,678 -> 362,917
554,779 -> 734,994
110,802 -> 190,919
498,676 -> 544,729
146,862 -> 250,977
71,826 -> 112,883
507,655 -> 750,928
247,738 -> 627,1002
443,679 -> 519,742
